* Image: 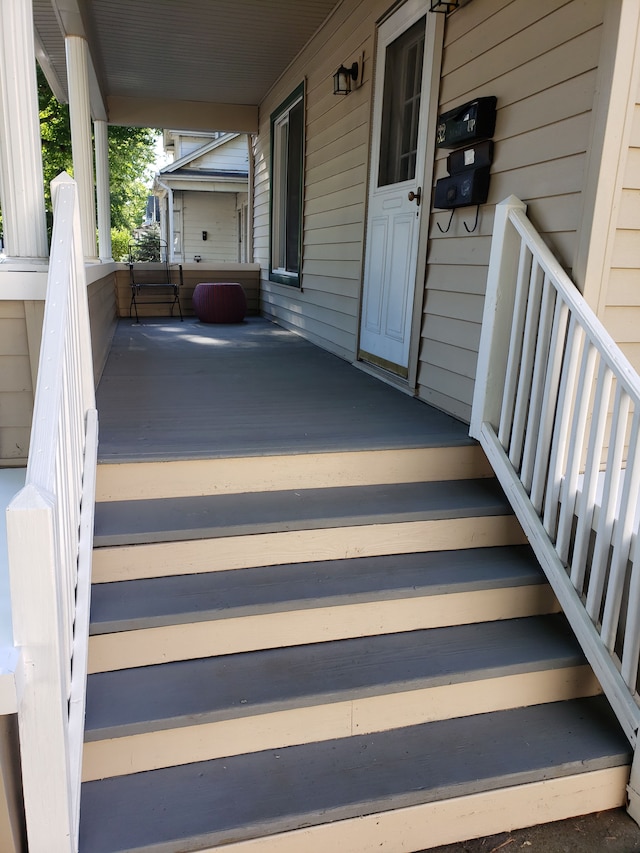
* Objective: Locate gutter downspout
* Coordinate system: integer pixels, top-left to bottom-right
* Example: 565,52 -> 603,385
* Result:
155,178 -> 175,263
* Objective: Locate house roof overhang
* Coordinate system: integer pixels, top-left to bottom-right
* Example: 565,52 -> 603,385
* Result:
33,0 -> 342,133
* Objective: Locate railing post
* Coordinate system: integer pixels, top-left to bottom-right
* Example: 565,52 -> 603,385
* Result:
470,195 -> 527,440
7,486 -> 75,853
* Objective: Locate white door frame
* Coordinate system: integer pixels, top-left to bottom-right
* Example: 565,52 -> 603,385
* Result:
357,3 -> 444,389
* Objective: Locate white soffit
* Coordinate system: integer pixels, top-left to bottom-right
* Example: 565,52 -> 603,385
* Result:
35,0 -> 341,111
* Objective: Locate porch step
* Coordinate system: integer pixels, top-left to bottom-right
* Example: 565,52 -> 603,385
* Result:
95,445 -> 492,501
92,478 -> 512,547
82,614 -> 600,781
78,696 -> 630,853
87,545 -> 559,673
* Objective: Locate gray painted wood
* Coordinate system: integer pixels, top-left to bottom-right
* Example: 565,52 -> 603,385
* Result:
95,318 -> 472,462
89,545 -> 543,634
93,477 -> 511,547
85,613 -> 583,739
79,697 -> 630,853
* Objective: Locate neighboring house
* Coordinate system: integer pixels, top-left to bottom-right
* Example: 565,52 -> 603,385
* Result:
0,0 -> 639,851
153,131 -> 250,264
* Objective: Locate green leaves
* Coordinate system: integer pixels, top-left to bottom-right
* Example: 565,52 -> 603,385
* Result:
37,67 -> 159,237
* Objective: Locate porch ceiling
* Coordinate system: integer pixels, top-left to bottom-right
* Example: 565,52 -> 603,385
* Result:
34,0 -> 341,132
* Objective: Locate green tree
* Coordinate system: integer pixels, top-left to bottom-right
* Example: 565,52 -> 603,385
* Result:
37,66 -> 158,236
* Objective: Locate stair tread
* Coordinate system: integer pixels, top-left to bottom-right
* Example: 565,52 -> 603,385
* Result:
79,696 -> 630,853
89,545 -> 543,634
85,614 -> 584,739
93,478 -> 511,546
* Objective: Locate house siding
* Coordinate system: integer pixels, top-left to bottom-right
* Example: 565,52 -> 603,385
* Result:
0,303 -> 34,465
88,272 -> 117,386
182,192 -> 240,263
602,47 -> 640,375
420,0 -> 605,422
254,0 -> 376,362
254,0 -> 607,421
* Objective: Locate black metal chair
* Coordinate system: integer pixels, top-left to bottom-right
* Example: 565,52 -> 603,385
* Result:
128,237 -> 183,323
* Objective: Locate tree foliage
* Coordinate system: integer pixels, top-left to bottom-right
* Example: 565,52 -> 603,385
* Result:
37,66 -> 158,235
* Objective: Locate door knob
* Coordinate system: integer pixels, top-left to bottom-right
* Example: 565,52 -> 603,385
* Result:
408,187 -> 422,206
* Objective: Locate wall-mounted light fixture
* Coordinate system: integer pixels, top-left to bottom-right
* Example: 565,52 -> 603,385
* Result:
429,0 -> 459,11
333,62 -> 359,95
202,230 -> 208,241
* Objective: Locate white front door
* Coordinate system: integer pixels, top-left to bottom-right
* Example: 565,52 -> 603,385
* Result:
359,1 -> 437,376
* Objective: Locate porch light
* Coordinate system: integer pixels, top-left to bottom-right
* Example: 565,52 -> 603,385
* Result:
333,62 -> 359,95
429,0 -> 460,11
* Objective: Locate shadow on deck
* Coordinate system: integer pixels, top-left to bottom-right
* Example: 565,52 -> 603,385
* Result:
95,318 -> 472,462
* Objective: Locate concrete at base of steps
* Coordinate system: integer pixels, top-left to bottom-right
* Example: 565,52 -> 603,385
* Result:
426,808 -> 640,853
92,478 -> 512,547
78,697 -> 630,853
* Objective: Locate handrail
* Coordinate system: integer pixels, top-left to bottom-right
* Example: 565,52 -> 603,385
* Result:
6,173 -> 97,853
471,195 -> 640,817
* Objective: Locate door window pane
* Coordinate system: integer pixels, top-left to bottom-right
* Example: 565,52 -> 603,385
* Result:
378,17 -> 425,187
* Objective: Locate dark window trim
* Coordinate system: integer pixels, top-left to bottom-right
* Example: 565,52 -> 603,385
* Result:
269,81 -> 305,288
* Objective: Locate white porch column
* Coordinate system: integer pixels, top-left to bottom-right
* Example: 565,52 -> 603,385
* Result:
0,0 -> 48,260
65,35 -> 97,260
94,119 -> 112,261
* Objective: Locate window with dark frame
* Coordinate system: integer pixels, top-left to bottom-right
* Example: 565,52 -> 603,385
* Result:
270,83 -> 304,287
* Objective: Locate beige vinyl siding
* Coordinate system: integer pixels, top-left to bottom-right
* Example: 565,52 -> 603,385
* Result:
254,0 -> 380,361
602,56 -> 640,375
182,192 -> 239,263
0,302 -> 34,464
88,273 -> 117,385
419,0 -> 605,422
195,136 -> 248,172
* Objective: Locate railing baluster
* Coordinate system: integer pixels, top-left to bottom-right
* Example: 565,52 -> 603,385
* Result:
529,297 -> 570,513
601,411 -> 640,650
621,529 -> 640,688
542,312 -> 581,537
498,246 -> 533,448
556,340 -> 598,564
586,387 -> 630,622
519,277 -> 555,488
508,264 -> 545,469
571,362 -> 613,591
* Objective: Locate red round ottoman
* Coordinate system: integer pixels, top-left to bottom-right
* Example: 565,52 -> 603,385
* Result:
192,282 -> 247,323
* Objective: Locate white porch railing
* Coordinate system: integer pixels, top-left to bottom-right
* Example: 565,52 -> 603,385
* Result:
6,174 -> 97,852
471,195 -> 640,814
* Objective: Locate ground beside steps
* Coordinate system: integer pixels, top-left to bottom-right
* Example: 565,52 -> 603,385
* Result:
80,446 -> 631,853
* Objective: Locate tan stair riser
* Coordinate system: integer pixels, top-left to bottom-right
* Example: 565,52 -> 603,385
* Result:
92,515 -> 527,583
82,665 -> 600,781
184,767 -> 628,853
95,446 -> 493,502
88,584 -> 559,674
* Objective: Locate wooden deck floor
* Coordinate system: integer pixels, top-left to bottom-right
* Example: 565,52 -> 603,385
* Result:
95,318 -> 472,462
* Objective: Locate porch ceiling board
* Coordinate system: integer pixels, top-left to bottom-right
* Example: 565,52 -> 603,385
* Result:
34,0 -> 341,129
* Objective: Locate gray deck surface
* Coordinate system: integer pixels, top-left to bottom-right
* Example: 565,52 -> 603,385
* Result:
89,545 -> 543,634
95,318 -> 471,462
79,696 -> 629,853
85,613 -> 582,739
93,477 -> 510,547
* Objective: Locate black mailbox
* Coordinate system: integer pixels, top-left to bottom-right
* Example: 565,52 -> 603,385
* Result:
434,167 -> 491,210
436,97 -> 497,148
447,140 -> 494,175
